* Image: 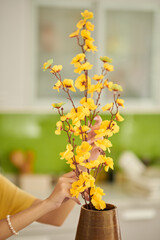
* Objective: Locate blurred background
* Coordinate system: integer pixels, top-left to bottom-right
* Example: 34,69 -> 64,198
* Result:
0,0 -> 160,239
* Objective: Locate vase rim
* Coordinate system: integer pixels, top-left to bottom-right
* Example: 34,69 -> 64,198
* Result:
81,203 -> 117,212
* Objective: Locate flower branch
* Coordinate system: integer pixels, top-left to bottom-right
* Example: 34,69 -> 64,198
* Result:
43,10 -> 124,210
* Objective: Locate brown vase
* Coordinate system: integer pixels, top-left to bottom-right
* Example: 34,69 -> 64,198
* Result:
75,203 -> 121,240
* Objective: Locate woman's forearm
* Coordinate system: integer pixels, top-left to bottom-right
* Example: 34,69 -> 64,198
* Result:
34,198 -> 76,226
0,199 -> 54,240
0,171 -> 81,240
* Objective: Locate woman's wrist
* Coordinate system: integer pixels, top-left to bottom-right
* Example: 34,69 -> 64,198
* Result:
44,197 -> 59,212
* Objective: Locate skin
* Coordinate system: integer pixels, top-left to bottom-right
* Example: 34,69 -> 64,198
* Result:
0,116 -> 102,240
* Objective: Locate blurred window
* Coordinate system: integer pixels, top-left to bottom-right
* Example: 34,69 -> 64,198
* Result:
35,6 -> 92,101
33,2 -> 159,110
104,10 -> 153,99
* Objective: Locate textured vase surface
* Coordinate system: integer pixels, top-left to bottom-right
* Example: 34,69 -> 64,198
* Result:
75,203 -> 121,240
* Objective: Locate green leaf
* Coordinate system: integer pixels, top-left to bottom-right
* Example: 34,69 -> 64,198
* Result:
111,84 -> 123,92
100,56 -> 112,63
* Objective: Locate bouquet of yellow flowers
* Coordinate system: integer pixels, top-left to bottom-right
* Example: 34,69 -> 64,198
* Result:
43,10 -> 124,210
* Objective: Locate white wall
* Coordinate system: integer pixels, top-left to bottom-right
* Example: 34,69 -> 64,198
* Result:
0,0 -> 32,109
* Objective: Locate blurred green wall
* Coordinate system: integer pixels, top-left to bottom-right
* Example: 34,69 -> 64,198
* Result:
0,113 -> 160,174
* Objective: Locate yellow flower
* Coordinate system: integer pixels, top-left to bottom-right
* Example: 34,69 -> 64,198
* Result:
92,74 -> 104,81
63,79 -> 76,92
60,144 -> 74,160
95,139 -> 112,151
91,198 -> 106,210
104,63 -> 114,71
104,157 -> 114,172
84,40 -> 97,52
81,30 -> 93,41
69,29 -> 79,38
90,187 -> 105,198
86,21 -> 94,31
70,172 -> 95,198
60,115 -> 66,121
74,62 -> 93,74
100,120 -> 110,129
76,141 -> 92,159
66,158 -> 76,170
66,106 -> 90,127
104,80 -> 113,91
52,102 -> 65,109
76,19 -> 86,29
70,126 -> 80,136
116,99 -> 124,108
110,121 -> 119,134
53,80 -> 62,92
115,112 -> 124,122
80,97 -> 97,110
74,155 -> 86,164
73,125 -> 90,140
66,124 -> 75,134
96,155 -> 105,165
87,85 -> 96,97
55,121 -> 62,135
81,125 -> 90,133
77,106 -> 90,119
50,65 -> 62,73
104,81 -> 123,92
97,82 -> 103,92
70,180 -> 87,198
65,109 -> 82,127
42,59 -> 53,71
82,159 -> 101,169
71,53 -> 85,65
94,120 -> 113,138
81,10 -> 94,20
72,125 -> 90,138
94,128 -> 107,138
94,82 -> 103,93
95,120 -> 119,136
96,155 -> 114,172
90,187 -> 106,210
88,83 -> 103,97
75,74 -> 91,91
79,172 -> 95,188
102,103 -> 113,112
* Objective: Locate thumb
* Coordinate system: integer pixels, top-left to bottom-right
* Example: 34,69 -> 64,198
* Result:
92,115 -> 102,130
72,197 -> 81,205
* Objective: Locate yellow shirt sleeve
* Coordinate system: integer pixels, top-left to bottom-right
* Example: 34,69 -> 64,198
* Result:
0,174 -> 36,220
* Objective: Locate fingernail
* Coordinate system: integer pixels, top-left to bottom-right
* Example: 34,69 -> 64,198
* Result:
86,129 -> 91,133
94,116 -> 98,120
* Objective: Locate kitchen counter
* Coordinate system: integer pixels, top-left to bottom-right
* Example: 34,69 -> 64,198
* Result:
6,174 -> 160,240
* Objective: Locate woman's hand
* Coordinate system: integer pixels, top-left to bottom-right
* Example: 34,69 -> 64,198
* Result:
88,115 -> 102,161
46,171 -> 81,210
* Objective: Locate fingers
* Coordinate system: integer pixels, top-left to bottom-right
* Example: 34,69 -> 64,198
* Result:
91,115 -> 102,131
59,176 -> 78,184
87,116 -> 102,141
88,136 -> 103,145
62,171 -> 76,178
88,147 -> 101,161
71,196 -> 81,205
93,115 -> 102,127
83,191 -> 89,201
63,183 -> 81,205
